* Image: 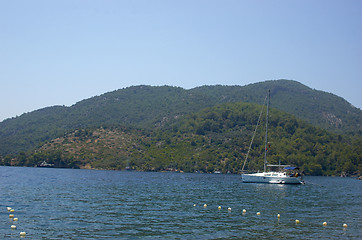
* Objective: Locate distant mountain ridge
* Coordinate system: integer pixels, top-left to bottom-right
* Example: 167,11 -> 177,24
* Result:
191,80 -> 361,133
0,80 -> 361,156
4,102 -> 361,176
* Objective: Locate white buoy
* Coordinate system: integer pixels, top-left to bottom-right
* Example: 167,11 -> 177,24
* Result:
218,206 -> 221,210
20,232 -> 26,236
277,214 -> 280,218
295,219 -> 300,224
323,222 -> 327,226
343,223 -> 348,228
7,207 -> 12,211
203,204 -> 207,208
9,214 -> 14,218
11,225 -> 16,229
256,212 -> 260,215
242,209 -> 246,213
13,218 -> 18,221
228,207 -> 231,211
193,204 -> 196,207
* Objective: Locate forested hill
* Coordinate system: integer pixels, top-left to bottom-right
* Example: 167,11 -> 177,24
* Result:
4,102 -> 361,176
190,80 -> 361,134
0,80 -> 361,156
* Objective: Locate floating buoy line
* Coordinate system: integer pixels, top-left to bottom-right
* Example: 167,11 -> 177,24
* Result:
3,204 -> 351,238
5,207 -> 27,237
191,204 -> 349,230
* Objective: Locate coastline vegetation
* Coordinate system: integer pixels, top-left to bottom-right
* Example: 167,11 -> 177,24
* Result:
2,102 -> 360,176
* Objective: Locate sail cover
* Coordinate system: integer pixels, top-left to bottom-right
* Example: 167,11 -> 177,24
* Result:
284,166 -> 299,170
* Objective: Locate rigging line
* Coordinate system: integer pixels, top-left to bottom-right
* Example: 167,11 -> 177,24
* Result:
241,95 -> 267,172
264,89 -> 270,172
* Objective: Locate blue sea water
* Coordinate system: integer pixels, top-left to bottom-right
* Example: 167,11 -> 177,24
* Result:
0,166 -> 361,239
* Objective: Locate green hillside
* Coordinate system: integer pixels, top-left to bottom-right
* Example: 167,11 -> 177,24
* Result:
191,80 -> 362,134
4,102 -> 361,176
0,85 -> 214,155
0,80 -> 361,157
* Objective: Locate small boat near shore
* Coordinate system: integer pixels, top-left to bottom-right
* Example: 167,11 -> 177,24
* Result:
37,161 -> 54,168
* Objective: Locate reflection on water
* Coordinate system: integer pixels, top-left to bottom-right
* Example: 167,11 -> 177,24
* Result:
0,166 -> 361,239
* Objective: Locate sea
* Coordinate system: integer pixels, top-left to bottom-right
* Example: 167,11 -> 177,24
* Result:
1,166 -> 361,239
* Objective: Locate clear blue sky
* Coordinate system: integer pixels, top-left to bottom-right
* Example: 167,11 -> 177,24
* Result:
1,0 -> 361,122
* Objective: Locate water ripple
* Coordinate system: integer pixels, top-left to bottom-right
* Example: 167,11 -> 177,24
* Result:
1,167 -> 361,239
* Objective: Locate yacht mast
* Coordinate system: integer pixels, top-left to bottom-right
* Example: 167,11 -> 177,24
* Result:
264,90 -> 270,172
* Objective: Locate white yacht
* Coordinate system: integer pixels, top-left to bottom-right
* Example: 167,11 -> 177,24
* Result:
242,169 -> 303,184
241,90 -> 303,184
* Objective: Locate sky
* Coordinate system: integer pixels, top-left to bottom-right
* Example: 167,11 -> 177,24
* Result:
1,0 -> 361,122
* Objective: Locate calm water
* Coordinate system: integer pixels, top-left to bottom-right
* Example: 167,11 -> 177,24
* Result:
0,166 -> 361,239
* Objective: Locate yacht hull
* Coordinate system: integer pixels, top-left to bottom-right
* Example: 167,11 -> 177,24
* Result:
242,172 -> 302,184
